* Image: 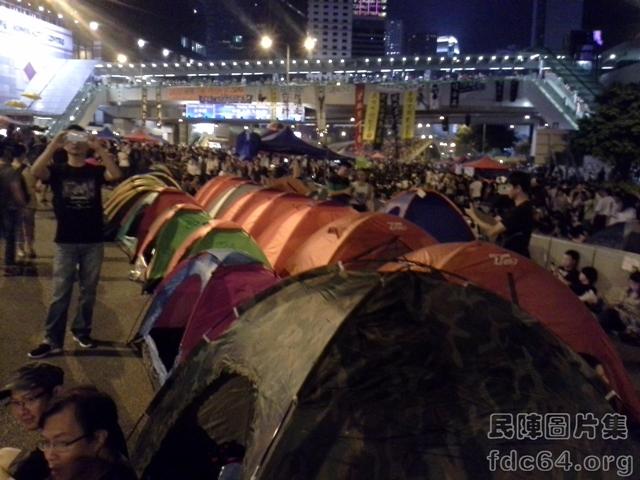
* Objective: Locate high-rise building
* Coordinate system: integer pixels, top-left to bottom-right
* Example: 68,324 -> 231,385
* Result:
352,16 -> 385,57
308,0 -> 352,59
406,32 -> 438,56
531,0 -> 584,51
385,19 -> 403,55
353,0 -> 387,18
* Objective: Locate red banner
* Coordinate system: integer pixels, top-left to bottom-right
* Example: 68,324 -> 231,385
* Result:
354,84 -> 365,153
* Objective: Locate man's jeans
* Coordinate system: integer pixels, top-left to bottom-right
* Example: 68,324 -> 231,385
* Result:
44,243 -> 104,347
0,209 -> 18,266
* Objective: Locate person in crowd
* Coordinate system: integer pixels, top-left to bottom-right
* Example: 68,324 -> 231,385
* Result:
466,171 -> 533,257
592,188 -> 615,233
326,163 -> 352,206
574,266 -> 602,314
468,176 -> 483,205
0,363 -> 65,480
599,271 -> 640,335
12,144 -> 38,260
116,143 -> 130,179
38,386 -> 137,480
0,141 -> 28,276
350,169 -> 375,212
552,249 -> 581,292
29,126 -> 122,358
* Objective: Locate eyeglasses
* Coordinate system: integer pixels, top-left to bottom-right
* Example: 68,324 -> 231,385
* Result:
38,433 -> 91,452
8,391 -> 47,409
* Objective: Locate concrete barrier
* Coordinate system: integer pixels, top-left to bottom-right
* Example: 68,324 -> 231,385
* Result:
530,234 -> 640,303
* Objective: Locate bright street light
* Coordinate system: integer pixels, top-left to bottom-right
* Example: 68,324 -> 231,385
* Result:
116,53 -> 128,64
260,35 -> 273,50
89,21 -> 99,31
162,48 -> 170,57
137,39 -> 147,49
303,36 -> 317,52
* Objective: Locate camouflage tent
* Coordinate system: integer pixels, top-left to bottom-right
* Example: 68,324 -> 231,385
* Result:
131,268 -> 637,479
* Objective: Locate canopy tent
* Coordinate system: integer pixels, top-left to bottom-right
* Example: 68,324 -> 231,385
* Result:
97,127 -> 119,141
287,212 -> 437,275
134,191 -> 199,261
132,203 -> 208,283
116,191 -> 161,259
132,250 -> 278,387
463,156 -> 510,171
260,127 -> 343,158
207,183 -> 262,218
131,268 -> 634,479
382,190 -> 475,243
256,202 -> 357,276
382,241 -> 640,423
125,129 -> 164,144
164,219 -> 270,276
195,176 -> 244,206
142,209 -> 213,292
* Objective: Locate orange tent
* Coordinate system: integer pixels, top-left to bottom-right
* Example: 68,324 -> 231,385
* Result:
464,156 -> 509,171
287,212 -> 438,275
244,193 -> 314,240
265,176 -> 314,196
199,177 -> 249,210
208,183 -> 263,218
258,202 -> 358,276
195,176 -> 241,205
135,190 -> 199,260
220,189 -> 286,229
383,241 -> 640,424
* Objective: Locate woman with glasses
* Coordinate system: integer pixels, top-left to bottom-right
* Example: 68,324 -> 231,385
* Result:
38,386 -> 136,480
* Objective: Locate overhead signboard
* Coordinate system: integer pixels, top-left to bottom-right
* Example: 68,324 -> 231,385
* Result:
186,103 -> 305,122
166,86 -> 251,102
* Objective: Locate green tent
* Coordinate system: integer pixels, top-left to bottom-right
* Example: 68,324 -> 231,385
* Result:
187,228 -> 269,268
145,210 -> 211,291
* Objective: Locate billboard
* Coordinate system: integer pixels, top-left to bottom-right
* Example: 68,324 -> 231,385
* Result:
0,6 -> 75,114
186,103 -> 305,122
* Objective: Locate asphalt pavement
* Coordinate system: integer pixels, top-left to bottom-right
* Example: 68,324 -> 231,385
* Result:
0,207 -> 154,449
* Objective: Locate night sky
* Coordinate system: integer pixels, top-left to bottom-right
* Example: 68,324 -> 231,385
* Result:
389,0 -> 534,53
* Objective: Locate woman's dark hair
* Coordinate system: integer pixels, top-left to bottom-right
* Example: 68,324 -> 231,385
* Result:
581,266 -> 598,285
630,271 -> 640,284
39,386 -> 129,459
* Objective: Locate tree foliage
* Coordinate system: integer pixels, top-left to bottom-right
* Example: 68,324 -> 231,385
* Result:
570,83 -> 640,178
455,124 -> 517,154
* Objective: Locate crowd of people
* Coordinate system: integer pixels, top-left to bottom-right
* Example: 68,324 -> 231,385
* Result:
2,124 -> 640,478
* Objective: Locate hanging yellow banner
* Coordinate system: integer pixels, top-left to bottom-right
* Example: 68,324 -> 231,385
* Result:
269,86 -> 278,120
401,90 -> 417,140
363,91 -> 380,142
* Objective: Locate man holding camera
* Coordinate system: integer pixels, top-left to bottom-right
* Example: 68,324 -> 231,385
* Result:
28,125 -> 121,358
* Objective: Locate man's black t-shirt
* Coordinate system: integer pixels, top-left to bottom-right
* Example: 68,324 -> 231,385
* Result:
49,163 -> 105,243
0,163 -> 21,211
500,200 -> 534,257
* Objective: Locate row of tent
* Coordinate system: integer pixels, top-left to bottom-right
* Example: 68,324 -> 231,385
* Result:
103,173 -> 640,479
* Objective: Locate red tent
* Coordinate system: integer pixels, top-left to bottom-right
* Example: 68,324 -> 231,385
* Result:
382,241 -> 640,424
464,156 -> 510,171
124,130 -> 163,144
287,212 -> 438,275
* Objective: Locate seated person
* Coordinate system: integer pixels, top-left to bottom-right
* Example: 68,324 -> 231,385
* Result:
574,267 -> 603,314
552,249 -> 581,293
38,386 -> 137,480
599,271 -> 640,336
0,363 -> 64,480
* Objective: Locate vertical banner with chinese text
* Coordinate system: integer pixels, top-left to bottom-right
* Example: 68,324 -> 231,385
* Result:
363,90 -> 380,142
354,84 -> 365,152
373,92 -> 388,150
401,89 -> 417,140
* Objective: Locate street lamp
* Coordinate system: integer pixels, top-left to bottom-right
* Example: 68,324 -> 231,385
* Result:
89,21 -> 99,31
137,38 -> 147,49
116,53 -> 128,64
260,35 -> 273,50
162,48 -> 170,58
260,35 -> 316,84
303,36 -> 317,54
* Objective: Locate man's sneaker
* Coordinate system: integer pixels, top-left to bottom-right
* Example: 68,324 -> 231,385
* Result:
72,335 -> 96,349
28,343 -> 61,359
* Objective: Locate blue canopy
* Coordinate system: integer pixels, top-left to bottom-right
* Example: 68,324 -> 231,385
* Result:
260,127 -> 343,159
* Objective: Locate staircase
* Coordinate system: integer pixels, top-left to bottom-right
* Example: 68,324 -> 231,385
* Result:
403,139 -> 433,162
48,83 -> 102,137
543,51 -> 602,113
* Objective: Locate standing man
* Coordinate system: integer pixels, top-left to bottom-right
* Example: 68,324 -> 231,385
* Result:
466,171 -> 534,258
0,142 -> 27,276
28,126 -> 121,358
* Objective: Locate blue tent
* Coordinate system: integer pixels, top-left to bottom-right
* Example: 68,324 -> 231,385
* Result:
97,127 -> 120,141
382,190 -> 475,243
260,127 -> 343,159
